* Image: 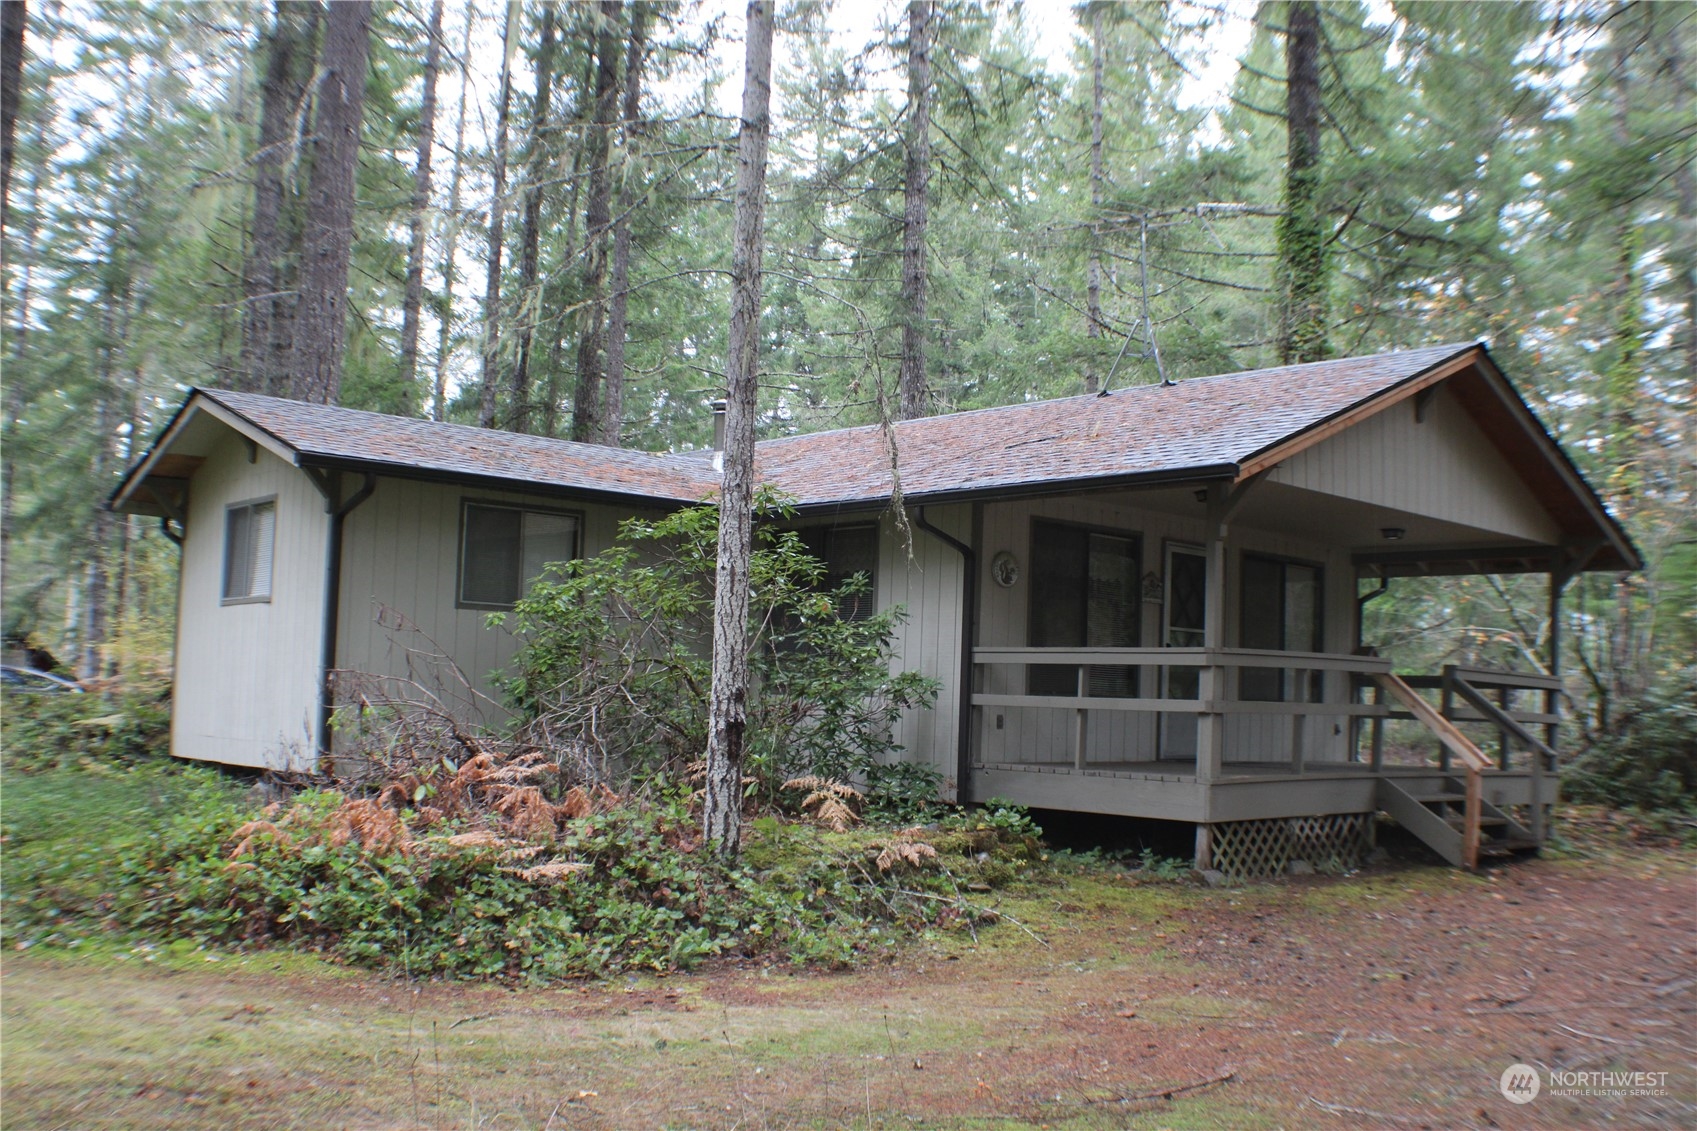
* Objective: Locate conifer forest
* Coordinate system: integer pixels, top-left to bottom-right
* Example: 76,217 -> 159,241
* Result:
0,0 -> 1692,777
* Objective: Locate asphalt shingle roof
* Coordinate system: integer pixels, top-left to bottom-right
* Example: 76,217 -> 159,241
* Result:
160,343 -> 1477,508
753,342 -> 1477,505
201,389 -> 719,503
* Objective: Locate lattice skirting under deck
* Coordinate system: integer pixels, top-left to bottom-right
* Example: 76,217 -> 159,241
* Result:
1208,813 -> 1373,880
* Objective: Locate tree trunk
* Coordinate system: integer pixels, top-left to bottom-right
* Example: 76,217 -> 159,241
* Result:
244,0 -> 319,396
1274,0 -> 1328,365
600,0 -> 649,448
288,0 -> 371,405
897,0 -> 932,419
510,4 -> 557,435
398,0 -> 443,415
703,0 -> 774,858
1657,10 -> 1696,387
81,290 -> 123,680
433,3 -> 472,423
479,0 -> 520,429
1,81 -> 42,621
1604,13 -> 1642,506
0,0 -> 24,234
543,48 -> 596,439
571,1 -> 622,443
1084,3 -> 1104,394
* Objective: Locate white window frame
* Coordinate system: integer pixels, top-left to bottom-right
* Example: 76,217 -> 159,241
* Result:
221,497 -> 276,605
456,500 -> 582,610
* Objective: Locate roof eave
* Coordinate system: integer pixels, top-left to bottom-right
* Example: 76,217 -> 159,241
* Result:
1467,351 -> 1642,572
294,454 -> 715,511
777,462 -> 1243,515
109,388 -> 307,514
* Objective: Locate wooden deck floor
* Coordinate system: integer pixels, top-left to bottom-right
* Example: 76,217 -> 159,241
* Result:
972,758 -> 1448,782
969,759 -> 1538,824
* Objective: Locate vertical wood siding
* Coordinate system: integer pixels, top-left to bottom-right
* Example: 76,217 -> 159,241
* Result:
172,433 -> 327,770
333,477 -> 646,730
874,505 -> 968,796
1270,387 -> 1562,543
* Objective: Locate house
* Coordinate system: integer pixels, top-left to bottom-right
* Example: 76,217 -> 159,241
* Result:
112,342 -> 1637,874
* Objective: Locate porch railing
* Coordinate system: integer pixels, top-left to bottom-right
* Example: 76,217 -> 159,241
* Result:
970,648 -> 1560,786
971,647 -> 1393,777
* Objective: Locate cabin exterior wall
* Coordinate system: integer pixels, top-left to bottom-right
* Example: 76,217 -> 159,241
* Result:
881,505 -> 968,795
333,476 -> 660,726
172,432 -> 327,770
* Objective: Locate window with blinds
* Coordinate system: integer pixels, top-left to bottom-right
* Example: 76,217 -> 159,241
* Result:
798,523 -> 879,620
222,499 -> 276,603
1239,552 -> 1323,702
1027,519 -> 1142,697
457,501 -> 581,609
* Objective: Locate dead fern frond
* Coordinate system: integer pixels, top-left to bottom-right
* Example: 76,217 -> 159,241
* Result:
558,785 -> 594,819
782,776 -> 864,832
486,751 -> 550,784
492,785 -> 559,842
874,839 -> 938,872
444,829 -> 509,849
227,819 -> 291,859
328,798 -> 410,855
508,861 -> 591,883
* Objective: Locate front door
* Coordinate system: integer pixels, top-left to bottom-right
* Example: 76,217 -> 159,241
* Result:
1160,544 -> 1207,759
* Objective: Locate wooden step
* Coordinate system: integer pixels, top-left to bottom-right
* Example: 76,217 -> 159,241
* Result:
1444,815 -> 1508,829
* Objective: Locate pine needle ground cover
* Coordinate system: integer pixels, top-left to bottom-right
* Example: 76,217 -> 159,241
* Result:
5,831 -> 1692,1129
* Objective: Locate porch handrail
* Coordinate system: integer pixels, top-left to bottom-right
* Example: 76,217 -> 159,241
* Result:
972,646 -> 1394,674
1447,676 -> 1558,765
1372,672 -> 1490,869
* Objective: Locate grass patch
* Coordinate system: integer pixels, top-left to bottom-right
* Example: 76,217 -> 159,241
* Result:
2,757 -> 251,951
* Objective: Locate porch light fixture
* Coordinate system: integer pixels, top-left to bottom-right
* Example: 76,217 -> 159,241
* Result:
1381,527 -> 1407,541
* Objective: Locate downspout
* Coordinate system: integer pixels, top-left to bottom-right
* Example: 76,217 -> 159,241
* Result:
306,469 -> 377,771
912,504 -> 977,805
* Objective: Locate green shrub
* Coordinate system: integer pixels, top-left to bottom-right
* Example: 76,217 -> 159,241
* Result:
1,760 -> 248,947
964,797 -> 1044,841
1563,668 -> 1697,814
0,689 -> 171,771
862,761 -> 945,824
502,493 -> 939,795
5,757 -> 1029,979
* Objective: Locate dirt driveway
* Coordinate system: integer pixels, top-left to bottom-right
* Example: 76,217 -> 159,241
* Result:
4,847 -> 1692,1129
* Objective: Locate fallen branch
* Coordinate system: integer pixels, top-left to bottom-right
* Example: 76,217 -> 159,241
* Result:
448,1013 -> 498,1029
1306,1095 -> 1425,1124
1555,1022 -> 1630,1046
1093,1069 -> 1235,1104
1464,967 -> 1537,1011
893,886 -> 1048,948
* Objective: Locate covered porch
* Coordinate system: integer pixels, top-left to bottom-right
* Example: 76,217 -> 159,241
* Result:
966,643 -> 1564,872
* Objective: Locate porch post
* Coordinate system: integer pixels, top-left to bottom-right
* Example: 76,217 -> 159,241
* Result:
1196,488 -> 1232,788
1194,823 -> 1213,871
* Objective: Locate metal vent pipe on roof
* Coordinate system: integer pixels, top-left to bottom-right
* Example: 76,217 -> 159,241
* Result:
710,399 -> 728,451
